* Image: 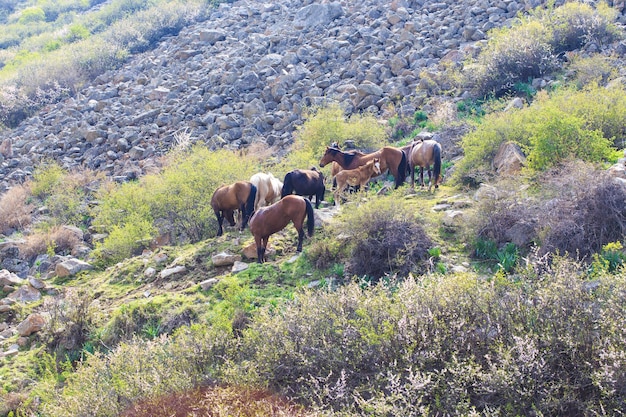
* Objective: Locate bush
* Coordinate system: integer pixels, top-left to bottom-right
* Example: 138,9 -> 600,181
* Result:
297,103 -> 386,158
93,145 -> 259,263
18,7 -> 46,24
0,184 -> 33,235
537,162 -> 626,260
467,162 -> 626,264
454,84 -> 624,184
463,1 -> 622,98
331,194 -> 434,280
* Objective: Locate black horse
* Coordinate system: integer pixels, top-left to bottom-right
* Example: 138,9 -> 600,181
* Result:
281,168 -> 325,209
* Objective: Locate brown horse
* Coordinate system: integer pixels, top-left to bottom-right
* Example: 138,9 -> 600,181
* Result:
210,181 -> 257,236
249,195 -> 315,263
334,158 -> 382,205
281,168 -> 325,209
319,146 -> 407,188
408,139 -> 442,192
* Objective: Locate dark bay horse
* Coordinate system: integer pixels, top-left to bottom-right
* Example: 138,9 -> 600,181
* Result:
319,146 -> 407,188
210,181 -> 257,236
249,195 -> 315,263
408,139 -> 442,192
334,158 -> 382,205
281,168 -> 325,209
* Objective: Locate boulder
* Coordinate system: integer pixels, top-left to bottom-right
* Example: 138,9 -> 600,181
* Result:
0,269 -> 23,287
16,313 -> 46,337
55,258 -> 94,278
212,252 -> 241,266
492,141 -> 526,176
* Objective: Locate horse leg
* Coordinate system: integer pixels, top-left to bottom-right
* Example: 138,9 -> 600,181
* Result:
296,226 -> 305,252
410,164 -> 416,188
216,211 -> 224,236
419,167 -> 425,187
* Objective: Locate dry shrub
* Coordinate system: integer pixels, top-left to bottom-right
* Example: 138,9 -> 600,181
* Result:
121,385 -> 317,417
0,185 -> 33,234
333,196 -> 434,280
538,161 -> 626,260
469,162 -> 626,262
18,226 -> 81,262
470,179 -> 540,249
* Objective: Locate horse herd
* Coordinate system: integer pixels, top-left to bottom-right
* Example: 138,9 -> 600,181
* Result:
210,139 -> 443,263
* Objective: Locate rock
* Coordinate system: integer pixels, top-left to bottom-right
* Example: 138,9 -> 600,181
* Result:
293,3 -> 343,29
242,243 -> 258,260
8,285 -> 41,303
492,141 -> 526,176
144,267 -> 157,278
160,265 -> 187,279
212,252 -> 241,266
443,210 -> 464,227
55,258 -> 93,277
200,278 -> 219,291
232,261 -> 249,273
0,269 -> 23,287
16,313 -> 46,337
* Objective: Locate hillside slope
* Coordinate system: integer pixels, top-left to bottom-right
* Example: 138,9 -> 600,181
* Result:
0,0 -> 623,190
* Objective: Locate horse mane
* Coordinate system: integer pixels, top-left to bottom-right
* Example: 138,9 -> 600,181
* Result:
329,147 -> 358,166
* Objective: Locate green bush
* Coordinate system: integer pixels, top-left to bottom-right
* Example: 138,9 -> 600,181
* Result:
297,103 -> 386,157
18,7 -> 46,24
454,83 -> 624,184
463,1 -> 622,97
93,145 -> 259,264
526,107 -> 612,171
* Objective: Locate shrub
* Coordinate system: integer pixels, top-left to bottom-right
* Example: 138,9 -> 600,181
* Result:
454,84 -> 624,185
297,102 -> 386,158
526,107 -> 612,171
568,54 -> 618,88
93,145 -> 258,263
468,162 -> 626,264
18,226 -> 81,262
537,162 -> 626,260
543,1 -> 620,53
0,185 -> 33,235
18,7 -> 46,24
331,194 -> 434,280
463,1 -> 622,98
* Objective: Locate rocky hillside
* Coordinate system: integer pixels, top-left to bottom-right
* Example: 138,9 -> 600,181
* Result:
1,0 -> 623,190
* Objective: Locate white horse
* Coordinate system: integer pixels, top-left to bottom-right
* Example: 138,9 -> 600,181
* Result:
250,172 -> 284,211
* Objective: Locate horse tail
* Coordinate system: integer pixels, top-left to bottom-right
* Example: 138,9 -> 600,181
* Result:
305,198 -> 315,237
396,150 -> 408,187
433,144 -> 442,185
246,184 -> 257,219
281,173 -> 292,198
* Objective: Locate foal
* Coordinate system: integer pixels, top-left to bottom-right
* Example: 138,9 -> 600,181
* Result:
333,158 -> 382,205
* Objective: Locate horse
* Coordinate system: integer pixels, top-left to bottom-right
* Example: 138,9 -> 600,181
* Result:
333,158 -> 382,205
281,168 -> 325,209
210,181 -> 257,236
249,195 -> 315,263
250,172 -> 283,211
407,139 -> 442,192
319,146 -> 407,188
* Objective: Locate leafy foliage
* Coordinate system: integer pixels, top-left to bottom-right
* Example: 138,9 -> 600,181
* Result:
93,145 -> 258,264
454,84 -> 624,184
297,103 -> 386,157
462,1 -> 621,97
